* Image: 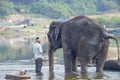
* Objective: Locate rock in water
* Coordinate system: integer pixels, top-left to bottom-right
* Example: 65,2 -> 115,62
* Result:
104,60 -> 120,71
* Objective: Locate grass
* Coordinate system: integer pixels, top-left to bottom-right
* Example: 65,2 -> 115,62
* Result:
110,38 -> 120,47
0,28 -> 16,38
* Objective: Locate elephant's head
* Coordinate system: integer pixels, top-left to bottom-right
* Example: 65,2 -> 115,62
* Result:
47,21 -> 62,50
47,21 -> 62,72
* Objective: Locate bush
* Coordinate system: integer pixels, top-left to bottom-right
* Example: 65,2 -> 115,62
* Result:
95,16 -> 120,28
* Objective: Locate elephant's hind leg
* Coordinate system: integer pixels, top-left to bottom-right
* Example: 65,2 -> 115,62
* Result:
80,61 -> 88,73
95,53 -> 106,72
72,55 -> 77,71
96,42 -> 109,72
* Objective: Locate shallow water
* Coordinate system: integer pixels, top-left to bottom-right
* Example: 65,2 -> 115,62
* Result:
0,60 -> 120,80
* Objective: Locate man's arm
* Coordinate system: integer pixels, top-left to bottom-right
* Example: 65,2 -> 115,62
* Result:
38,44 -> 44,53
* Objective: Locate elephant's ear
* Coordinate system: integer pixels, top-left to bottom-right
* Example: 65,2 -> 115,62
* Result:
50,21 -> 61,41
54,27 -> 59,40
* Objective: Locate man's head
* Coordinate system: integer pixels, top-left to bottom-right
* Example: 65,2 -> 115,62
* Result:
36,37 -> 40,43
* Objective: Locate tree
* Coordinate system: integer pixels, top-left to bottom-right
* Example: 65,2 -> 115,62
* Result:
0,0 -> 14,18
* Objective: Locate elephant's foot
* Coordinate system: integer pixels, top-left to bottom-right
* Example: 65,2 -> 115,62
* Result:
81,66 -> 87,73
96,63 -> 104,73
65,70 -> 72,74
65,66 -> 72,74
96,67 -> 103,73
72,66 -> 77,72
72,68 -> 77,72
81,70 -> 87,73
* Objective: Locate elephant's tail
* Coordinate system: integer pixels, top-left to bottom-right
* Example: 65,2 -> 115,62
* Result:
105,33 -> 120,64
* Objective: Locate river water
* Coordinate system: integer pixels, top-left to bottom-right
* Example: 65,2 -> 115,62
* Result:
0,37 -> 120,80
0,60 -> 120,80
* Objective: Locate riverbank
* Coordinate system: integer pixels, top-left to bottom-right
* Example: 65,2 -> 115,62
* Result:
0,28 -> 48,40
107,47 -> 119,60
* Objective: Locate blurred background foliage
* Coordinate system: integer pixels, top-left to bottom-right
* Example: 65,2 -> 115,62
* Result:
0,0 -> 120,27
0,0 -> 120,18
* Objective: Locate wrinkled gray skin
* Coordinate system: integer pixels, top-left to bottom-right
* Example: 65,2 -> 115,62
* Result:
47,15 -> 120,73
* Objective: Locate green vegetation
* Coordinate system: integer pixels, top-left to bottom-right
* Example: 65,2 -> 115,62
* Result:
0,28 -> 15,38
95,15 -> 120,28
0,0 -> 120,19
0,0 -> 120,28
0,0 -> 14,18
110,38 -> 120,47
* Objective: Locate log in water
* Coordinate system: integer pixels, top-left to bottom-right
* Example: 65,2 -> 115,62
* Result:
5,74 -> 31,79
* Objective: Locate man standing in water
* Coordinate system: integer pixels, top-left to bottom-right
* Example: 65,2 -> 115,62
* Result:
33,37 -> 45,75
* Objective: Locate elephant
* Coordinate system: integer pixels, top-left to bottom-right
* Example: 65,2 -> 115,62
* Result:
47,15 -> 120,73
104,60 -> 120,71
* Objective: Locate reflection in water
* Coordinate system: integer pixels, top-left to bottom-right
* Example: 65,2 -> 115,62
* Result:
35,75 -> 43,80
0,37 -> 32,62
64,73 -> 79,80
80,73 -> 89,79
49,72 -> 55,80
0,37 -> 48,62
80,72 -> 104,79
94,72 -> 104,79
47,72 -> 104,80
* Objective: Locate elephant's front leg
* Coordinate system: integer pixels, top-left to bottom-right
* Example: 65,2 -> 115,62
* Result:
63,48 -> 73,73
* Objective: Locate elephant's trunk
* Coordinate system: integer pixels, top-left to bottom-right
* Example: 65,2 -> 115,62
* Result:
105,33 -> 120,64
48,41 -> 55,72
50,35 -> 56,48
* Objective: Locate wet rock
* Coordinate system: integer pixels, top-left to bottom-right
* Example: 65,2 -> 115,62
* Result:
103,60 -> 120,71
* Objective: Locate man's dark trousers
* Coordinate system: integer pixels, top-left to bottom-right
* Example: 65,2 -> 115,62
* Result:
35,58 -> 43,74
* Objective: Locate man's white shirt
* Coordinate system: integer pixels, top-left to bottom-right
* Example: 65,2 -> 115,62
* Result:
33,43 -> 43,59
